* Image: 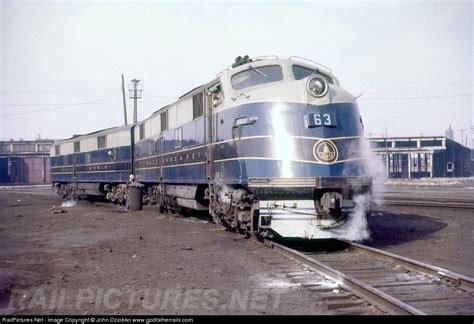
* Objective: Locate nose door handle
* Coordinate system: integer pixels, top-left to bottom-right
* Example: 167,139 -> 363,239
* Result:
232,116 -> 258,139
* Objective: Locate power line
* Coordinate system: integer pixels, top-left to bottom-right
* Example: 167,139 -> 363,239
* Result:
362,83 -> 472,96
1,102 -> 122,117
145,94 -> 176,100
1,97 -> 122,117
358,79 -> 472,95
140,100 -> 169,104
0,88 -> 117,95
1,96 -> 119,107
359,93 -> 472,101
2,101 -> 118,107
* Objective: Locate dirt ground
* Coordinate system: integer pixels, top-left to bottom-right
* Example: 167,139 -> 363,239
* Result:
368,182 -> 474,276
367,206 -> 473,276
0,185 -> 472,315
0,186 -> 349,315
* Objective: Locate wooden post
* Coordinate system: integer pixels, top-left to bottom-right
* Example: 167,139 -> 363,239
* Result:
121,74 -> 128,125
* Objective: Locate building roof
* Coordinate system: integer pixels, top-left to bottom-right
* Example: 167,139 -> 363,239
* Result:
368,135 -> 471,151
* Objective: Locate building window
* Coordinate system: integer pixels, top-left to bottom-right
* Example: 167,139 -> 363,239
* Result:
55,145 -> 60,155
97,136 -> 107,149
74,141 -> 80,153
193,92 -> 204,119
447,162 -> 454,172
395,140 -> 417,148
376,141 -> 392,148
161,111 -> 168,132
420,140 -> 442,147
410,153 -> 419,172
139,124 -> 145,140
389,154 -> 403,173
419,153 -> 426,172
174,127 -> 183,148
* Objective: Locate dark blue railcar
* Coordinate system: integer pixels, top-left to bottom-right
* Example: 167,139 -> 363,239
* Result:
52,56 -> 372,240
132,56 -> 372,239
51,125 -> 133,199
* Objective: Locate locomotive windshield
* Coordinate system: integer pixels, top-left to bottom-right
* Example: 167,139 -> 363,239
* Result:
231,65 -> 283,90
292,65 -> 334,84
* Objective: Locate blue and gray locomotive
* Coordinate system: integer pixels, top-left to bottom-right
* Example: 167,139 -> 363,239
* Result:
51,55 -> 372,240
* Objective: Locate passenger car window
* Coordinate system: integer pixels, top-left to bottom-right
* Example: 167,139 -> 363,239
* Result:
231,65 -> 283,90
97,135 -> 107,149
139,124 -> 145,140
160,111 -> 168,132
74,141 -> 80,153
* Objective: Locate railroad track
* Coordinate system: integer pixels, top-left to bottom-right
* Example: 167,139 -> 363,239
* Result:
373,195 -> 474,209
272,240 -> 474,315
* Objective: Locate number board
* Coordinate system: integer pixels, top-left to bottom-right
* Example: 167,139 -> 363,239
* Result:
305,112 -> 337,128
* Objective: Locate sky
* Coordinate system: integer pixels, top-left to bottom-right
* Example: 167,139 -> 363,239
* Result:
1,0 -> 473,147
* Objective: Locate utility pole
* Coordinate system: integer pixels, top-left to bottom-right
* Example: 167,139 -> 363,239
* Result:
121,74 -> 128,125
128,79 -> 143,124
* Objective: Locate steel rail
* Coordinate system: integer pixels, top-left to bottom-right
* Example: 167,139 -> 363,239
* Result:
344,241 -> 474,291
272,240 -> 474,315
272,242 -> 425,315
372,196 -> 474,209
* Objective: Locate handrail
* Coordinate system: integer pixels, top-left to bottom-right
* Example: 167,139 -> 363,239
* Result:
217,55 -> 333,77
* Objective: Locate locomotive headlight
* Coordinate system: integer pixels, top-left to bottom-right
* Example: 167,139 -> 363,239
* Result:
306,76 -> 328,98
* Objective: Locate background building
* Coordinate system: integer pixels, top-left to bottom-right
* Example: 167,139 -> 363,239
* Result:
368,136 -> 471,179
0,140 -> 54,184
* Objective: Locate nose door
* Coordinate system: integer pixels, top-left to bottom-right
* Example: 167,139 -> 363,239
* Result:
205,89 -> 214,181
205,83 -> 223,181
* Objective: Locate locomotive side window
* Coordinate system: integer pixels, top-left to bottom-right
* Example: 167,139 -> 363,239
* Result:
55,145 -> 60,155
160,111 -> 168,132
292,65 -> 334,84
193,92 -> 204,119
208,84 -> 223,108
97,135 -> 107,149
231,65 -> 283,90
